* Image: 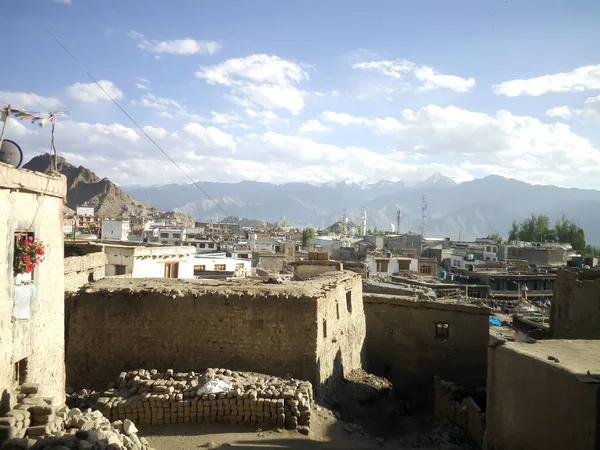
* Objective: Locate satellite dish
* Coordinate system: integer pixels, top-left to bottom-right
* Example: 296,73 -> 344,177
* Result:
0,140 -> 23,168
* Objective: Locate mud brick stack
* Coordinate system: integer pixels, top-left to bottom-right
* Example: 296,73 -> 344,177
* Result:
93,367 -> 314,431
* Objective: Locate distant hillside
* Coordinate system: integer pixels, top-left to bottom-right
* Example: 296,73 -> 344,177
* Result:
123,174 -> 600,245
23,153 -> 159,218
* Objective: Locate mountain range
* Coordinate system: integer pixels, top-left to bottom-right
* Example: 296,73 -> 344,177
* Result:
123,175 -> 600,244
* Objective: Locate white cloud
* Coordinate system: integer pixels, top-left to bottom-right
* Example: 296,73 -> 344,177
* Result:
493,64 -> 600,97
353,59 -> 475,93
184,123 -> 236,149
546,95 -> 600,122
299,119 -> 333,133
0,91 -> 63,110
135,77 -> 150,90
195,54 -> 309,115
66,80 -> 123,103
128,31 -> 222,56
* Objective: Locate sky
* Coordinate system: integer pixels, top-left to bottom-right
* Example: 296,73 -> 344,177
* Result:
1,0 -> 600,188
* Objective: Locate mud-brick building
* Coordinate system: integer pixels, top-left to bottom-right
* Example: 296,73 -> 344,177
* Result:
66,271 -> 366,400
363,293 -> 490,403
0,162 -> 67,414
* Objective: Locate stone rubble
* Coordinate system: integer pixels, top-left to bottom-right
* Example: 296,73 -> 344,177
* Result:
0,383 -> 152,450
74,368 -> 313,431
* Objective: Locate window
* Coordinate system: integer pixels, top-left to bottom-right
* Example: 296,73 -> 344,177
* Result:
214,264 -> 226,271
173,233 -> 181,239
194,265 -> 206,272
419,265 -> 432,275
240,254 -> 248,259
398,260 -> 411,271
199,243 -> 206,248
160,233 -> 169,238
174,241 -> 181,246
336,302 -> 340,320
88,272 -> 95,282
346,290 -> 352,313
114,265 -> 127,275
376,260 -> 389,272
323,319 -> 327,338
14,358 -> 28,385
208,243 -> 215,249
164,262 -> 179,278
14,231 -> 36,281
435,323 -> 450,340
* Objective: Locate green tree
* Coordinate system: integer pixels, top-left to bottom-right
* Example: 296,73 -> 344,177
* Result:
301,227 -> 316,250
486,232 -> 503,244
508,214 -> 586,253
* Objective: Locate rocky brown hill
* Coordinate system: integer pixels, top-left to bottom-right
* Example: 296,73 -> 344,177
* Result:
24,153 -> 163,218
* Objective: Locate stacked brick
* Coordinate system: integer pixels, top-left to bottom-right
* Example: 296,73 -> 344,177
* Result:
93,368 -> 313,431
0,383 -> 152,450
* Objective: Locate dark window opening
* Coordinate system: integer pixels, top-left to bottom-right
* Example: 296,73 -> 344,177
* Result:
323,319 -> 327,339
435,323 -> 450,340
346,290 -> 352,313
14,358 -> 28,385
88,272 -> 94,282
336,302 -> 340,320
114,264 -> 127,276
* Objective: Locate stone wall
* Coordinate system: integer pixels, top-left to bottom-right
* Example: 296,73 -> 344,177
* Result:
551,268 -> 600,338
363,294 -> 489,403
485,340 -> 600,450
66,272 -> 365,399
64,245 -> 106,292
433,378 -> 485,447
0,163 -> 66,415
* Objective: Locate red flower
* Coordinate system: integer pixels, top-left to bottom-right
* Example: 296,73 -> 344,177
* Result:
36,248 -> 44,256
21,255 -> 31,262
27,236 -> 33,242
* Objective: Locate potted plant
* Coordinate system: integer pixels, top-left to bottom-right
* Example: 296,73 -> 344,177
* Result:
14,236 -> 45,284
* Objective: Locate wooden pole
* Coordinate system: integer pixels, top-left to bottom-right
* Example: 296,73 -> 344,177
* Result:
51,117 -> 57,171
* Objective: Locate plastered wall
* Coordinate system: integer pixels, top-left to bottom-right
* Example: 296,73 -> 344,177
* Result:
363,294 -> 489,402
0,164 -> 66,414
551,268 -> 600,338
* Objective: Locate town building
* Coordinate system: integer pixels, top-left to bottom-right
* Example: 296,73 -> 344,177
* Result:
362,293 -> 490,402
502,241 -> 575,265
551,267 -> 600,339
95,242 -> 196,278
366,255 -> 419,277
66,271 -> 366,400
0,162 -> 67,413
75,205 -> 94,217
485,340 -> 600,450
62,218 -> 74,235
100,218 -> 130,241
192,253 -> 252,278
64,243 -> 107,292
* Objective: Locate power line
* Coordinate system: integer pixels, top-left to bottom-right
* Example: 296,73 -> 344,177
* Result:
30,12 -> 230,219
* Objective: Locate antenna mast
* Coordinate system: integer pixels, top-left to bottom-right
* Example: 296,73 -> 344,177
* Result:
420,195 -> 427,239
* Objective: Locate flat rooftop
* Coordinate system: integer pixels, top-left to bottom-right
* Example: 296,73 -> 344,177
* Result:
82,270 -> 360,298
363,293 -> 490,315
502,340 -> 600,381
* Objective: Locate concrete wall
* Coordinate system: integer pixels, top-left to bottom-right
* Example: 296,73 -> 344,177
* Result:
485,341 -> 600,450
363,294 -> 489,403
551,268 -> 600,339
66,272 -> 365,399
0,163 -> 67,414
64,248 -> 106,292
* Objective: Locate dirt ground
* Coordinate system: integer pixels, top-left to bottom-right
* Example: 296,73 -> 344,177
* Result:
139,407 -> 471,450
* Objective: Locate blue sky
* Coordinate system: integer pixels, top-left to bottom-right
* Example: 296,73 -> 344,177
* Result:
1,0 -> 600,187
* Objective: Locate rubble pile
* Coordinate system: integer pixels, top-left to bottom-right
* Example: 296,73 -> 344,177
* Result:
91,368 -> 313,431
0,383 -> 151,450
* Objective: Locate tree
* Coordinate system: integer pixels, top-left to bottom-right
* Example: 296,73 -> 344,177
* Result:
486,232 -> 503,244
508,214 -> 586,253
301,227 -> 316,250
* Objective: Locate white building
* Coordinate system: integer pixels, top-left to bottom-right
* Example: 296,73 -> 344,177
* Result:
366,255 -> 419,277
98,243 -> 196,278
63,218 -> 74,235
76,205 -> 95,217
101,219 -> 130,241
155,227 -> 186,245
193,253 -> 252,277
183,237 -> 219,254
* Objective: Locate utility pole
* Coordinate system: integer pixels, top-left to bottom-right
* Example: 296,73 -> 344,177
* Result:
420,195 -> 427,239
397,209 -> 402,235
